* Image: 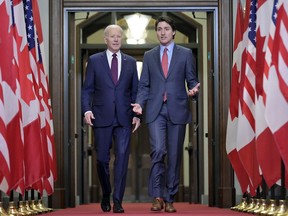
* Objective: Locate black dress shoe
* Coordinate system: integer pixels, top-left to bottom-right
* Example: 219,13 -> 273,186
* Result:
113,202 -> 124,213
101,196 -> 111,212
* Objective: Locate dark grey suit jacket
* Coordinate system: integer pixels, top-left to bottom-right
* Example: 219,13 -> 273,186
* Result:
136,44 -> 199,124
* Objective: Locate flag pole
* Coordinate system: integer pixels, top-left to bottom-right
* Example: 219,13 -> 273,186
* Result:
7,191 -> 19,215
9,191 -> 13,203
273,159 -> 288,215
280,159 -> 286,200
261,176 -> 267,199
18,193 -> 22,202
18,191 -> 32,215
37,191 -> 52,213
0,191 -> 8,215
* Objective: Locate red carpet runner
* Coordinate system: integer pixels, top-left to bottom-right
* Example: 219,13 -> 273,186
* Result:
48,203 -> 247,215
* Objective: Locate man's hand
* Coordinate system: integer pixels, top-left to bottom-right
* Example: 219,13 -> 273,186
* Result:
132,117 -> 141,133
84,111 -> 94,126
131,103 -> 142,115
188,83 -> 200,97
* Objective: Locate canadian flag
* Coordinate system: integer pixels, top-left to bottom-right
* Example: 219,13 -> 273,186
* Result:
255,0 -> 282,188
0,0 -> 25,194
226,0 -> 250,194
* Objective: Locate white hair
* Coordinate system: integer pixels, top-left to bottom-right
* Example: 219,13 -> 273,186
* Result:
104,24 -> 123,37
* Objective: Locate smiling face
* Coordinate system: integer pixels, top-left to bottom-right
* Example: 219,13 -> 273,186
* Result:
156,21 -> 175,46
104,25 -> 123,53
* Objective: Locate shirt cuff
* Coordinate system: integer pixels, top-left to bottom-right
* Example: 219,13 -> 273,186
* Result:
84,111 -> 92,116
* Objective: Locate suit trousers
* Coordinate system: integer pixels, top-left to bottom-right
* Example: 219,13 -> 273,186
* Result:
147,103 -> 186,203
93,117 -> 131,204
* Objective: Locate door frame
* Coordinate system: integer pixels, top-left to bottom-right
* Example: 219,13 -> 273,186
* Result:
63,7 -> 218,205
49,1 -> 240,208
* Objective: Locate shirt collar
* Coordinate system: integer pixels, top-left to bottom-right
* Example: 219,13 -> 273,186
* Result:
106,49 -> 120,57
160,42 -> 174,53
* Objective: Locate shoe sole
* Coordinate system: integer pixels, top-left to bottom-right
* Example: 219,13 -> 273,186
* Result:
165,210 -> 177,213
151,207 -> 163,211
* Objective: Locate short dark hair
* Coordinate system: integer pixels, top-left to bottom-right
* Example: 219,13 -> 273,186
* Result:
154,16 -> 176,32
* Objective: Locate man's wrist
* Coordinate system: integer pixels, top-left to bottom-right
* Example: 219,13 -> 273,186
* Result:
84,111 -> 92,116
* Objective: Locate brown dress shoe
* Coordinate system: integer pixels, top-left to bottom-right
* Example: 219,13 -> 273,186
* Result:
165,202 -> 177,213
150,198 -> 164,211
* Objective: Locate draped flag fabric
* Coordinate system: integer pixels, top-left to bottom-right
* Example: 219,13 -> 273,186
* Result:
265,1 -> 288,177
0,0 -> 25,195
31,0 -> 57,195
14,0 -> 45,194
227,0 -> 288,194
0,0 -> 57,195
226,0 -> 250,194
255,0 -> 282,188
235,0 -> 261,193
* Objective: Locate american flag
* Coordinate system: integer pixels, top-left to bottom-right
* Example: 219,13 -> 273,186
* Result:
265,0 -> 288,182
236,0 -> 261,193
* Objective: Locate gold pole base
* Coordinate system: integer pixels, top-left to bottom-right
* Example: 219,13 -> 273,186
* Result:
261,199 -> 278,215
18,201 -> 35,215
7,201 -> 23,216
24,201 -> 38,215
253,198 -> 268,215
0,202 -> 8,216
29,200 -> 43,214
247,198 -> 261,213
242,198 -> 256,212
274,200 -> 288,216
231,197 -> 247,211
36,200 -> 53,213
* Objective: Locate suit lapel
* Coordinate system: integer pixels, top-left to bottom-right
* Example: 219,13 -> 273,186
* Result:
167,45 -> 179,78
100,51 -> 113,81
153,46 -> 165,78
118,52 -> 127,85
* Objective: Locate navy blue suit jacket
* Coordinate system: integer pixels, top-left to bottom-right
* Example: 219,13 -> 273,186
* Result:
81,51 -> 139,127
136,44 -> 199,124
